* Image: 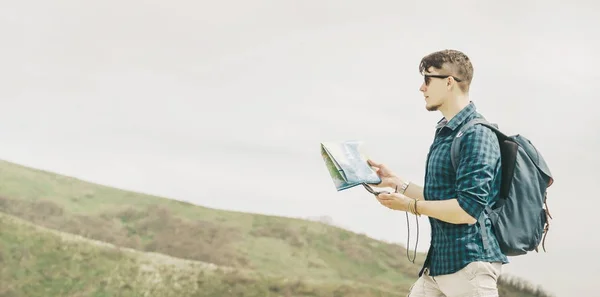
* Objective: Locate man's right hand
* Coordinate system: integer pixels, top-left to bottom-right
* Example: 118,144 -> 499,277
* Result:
367,159 -> 401,189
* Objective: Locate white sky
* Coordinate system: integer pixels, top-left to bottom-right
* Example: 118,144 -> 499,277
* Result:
1,1 -> 599,296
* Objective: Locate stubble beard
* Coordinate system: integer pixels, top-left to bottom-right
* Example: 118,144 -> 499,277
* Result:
426,102 -> 441,111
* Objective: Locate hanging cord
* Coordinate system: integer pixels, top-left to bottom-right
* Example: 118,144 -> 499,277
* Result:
537,191 -> 552,253
396,186 -> 420,263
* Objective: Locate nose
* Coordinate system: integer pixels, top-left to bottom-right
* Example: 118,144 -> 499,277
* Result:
419,82 -> 427,93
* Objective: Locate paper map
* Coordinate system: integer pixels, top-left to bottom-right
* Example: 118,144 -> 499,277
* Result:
320,141 -> 381,191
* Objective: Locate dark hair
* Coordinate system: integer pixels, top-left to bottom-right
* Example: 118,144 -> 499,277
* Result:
419,49 -> 474,93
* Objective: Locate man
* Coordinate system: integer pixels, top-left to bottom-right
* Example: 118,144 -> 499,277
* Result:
367,49 -> 508,297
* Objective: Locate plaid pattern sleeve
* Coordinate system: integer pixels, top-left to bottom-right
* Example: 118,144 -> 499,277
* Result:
454,124 -> 501,220
419,102 -> 508,277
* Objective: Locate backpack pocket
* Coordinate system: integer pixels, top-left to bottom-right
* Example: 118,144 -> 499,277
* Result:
533,208 -> 549,252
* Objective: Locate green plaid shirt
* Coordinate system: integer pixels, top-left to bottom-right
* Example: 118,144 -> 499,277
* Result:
419,102 -> 508,277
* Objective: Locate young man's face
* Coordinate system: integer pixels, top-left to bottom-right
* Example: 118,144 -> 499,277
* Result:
419,67 -> 453,112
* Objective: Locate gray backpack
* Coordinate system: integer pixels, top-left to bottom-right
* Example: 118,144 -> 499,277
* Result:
451,117 -> 554,256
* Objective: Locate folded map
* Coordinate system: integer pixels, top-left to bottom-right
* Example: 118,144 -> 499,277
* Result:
320,141 -> 382,191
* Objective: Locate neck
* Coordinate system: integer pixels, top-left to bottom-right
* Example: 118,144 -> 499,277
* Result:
440,95 -> 470,121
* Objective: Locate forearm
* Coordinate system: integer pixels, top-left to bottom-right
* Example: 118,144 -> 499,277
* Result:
415,199 -> 477,225
394,177 -> 424,201
391,178 -> 475,224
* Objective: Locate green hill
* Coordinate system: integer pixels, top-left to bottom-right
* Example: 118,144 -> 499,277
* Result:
0,160 -> 553,296
0,212 -> 414,297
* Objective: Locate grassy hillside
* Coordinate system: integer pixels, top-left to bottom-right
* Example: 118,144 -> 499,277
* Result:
0,212 -> 412,297
0,160 -> 554,296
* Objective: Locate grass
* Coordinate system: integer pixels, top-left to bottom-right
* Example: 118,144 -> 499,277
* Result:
0,213 -> 412,297
0,159 -> 555,296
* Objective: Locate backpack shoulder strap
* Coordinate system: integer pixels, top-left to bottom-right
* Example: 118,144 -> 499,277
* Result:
450,117 -> 493,170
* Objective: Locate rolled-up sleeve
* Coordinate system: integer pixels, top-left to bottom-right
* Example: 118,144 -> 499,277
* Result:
455,125 -> 501,220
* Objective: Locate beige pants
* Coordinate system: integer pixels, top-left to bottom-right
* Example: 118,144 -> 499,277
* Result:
407,261 -> 502,297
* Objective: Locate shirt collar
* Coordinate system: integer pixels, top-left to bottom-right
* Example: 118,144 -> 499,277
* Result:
435,101 -> 477,131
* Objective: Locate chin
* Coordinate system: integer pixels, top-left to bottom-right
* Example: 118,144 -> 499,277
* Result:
426,103 -> 440,111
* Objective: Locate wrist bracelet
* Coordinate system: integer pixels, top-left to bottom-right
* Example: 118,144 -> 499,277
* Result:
407,198 -> 421,217
414,199 -> 421,216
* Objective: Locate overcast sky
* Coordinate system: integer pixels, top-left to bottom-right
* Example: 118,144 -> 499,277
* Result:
1,1 -> 599,296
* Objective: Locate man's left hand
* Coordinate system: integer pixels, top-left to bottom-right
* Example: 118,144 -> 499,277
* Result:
376,192 -> 412,212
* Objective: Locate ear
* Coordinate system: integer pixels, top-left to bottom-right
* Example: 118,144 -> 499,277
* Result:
447,77 -> 459,91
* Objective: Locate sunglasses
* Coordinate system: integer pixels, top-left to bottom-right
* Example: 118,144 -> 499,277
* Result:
362,183 -> 396,196
423,74 -> 462,86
